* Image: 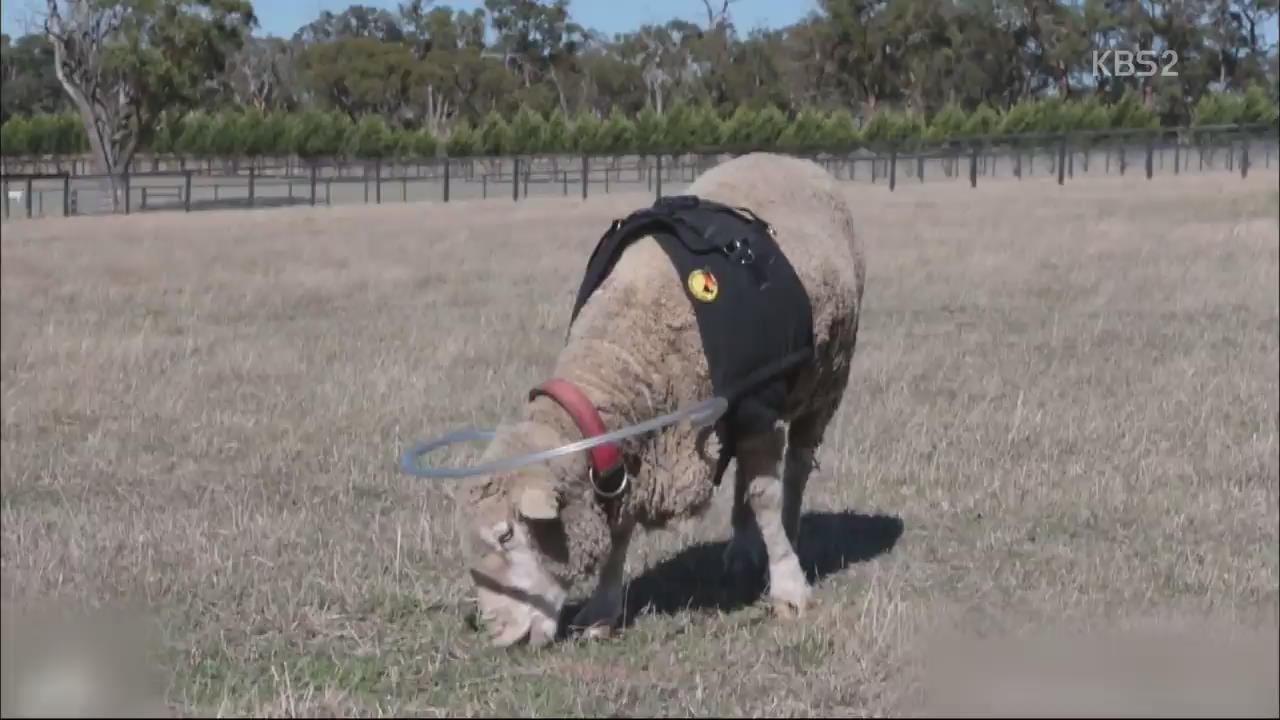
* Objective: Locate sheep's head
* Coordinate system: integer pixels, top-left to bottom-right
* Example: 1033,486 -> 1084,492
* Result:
460,423 -> 607,648
463,469 -> 568,648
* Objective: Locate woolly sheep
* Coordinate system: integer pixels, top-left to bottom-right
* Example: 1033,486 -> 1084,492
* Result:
460,151 -> 867,648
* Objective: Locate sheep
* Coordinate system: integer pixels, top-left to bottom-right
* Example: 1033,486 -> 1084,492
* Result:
459,151 -> 867,648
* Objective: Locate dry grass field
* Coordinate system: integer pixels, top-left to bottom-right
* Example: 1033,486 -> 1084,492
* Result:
2,168 -> 1278,717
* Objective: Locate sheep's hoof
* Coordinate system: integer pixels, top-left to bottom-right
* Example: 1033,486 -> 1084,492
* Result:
769,591 -> 812,619
767,572 -> 812,619
570,596 -> 621,640
580,624 -> 614,641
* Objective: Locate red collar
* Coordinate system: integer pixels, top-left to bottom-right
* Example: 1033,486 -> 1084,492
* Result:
528,378 -> 627,498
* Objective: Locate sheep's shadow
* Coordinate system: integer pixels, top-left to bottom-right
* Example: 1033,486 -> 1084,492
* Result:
562,510 -> 903,629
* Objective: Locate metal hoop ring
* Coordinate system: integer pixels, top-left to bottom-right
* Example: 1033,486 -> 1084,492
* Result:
590,466 -> 629,499
398,396 -> 728,480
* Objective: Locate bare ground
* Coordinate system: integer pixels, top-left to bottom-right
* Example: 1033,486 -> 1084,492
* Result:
2,170 -> 1278,717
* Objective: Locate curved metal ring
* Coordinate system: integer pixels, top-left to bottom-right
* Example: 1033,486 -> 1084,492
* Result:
398,396 -> 728,480
590,466 -> 629,499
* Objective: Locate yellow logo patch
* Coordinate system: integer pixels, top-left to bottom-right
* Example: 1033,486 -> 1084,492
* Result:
686,269 -> 719,302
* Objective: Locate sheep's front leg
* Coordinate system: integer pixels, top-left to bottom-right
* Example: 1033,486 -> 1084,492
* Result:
570,523 -> 634,639
737,429 -> 812,617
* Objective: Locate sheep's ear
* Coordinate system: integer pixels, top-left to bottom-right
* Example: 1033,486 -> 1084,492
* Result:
518,484 -> 559,521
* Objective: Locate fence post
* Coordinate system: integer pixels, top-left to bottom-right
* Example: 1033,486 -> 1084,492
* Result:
1174,141 -> 1181,175
1057,134 -> 1067,185
402,176 -> 408,202
581,155 -> 588,199
969,144 -> 978,188
1240,137 -> 1250,179
310,164 -> 317,206
443,159 -> 450,203
511,157 -> 519,201
62,173 -> 70,217
375,158 -> 382,204
888,145 -> 897,192
25,177 -> 33,218
123,170 -> 131,215
248,167 -> 256,207
655,154 -> 663,199
184,171 -> 192,212
1152,133 -> 1162,179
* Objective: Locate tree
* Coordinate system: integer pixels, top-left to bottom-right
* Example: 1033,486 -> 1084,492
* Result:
509,106 -> 548,154
778,107 -> 826,151
176,111 -> 215,166
630,105 -> 664,154
42,0 -> 257,211
596,106 -> 636,154
483,0 -> 586,114
445,121 -> 480,156
542,108 -> 572,155
297,36 -> 419,122
0,0 -> 1271,165
821,108 -> 858,148
571,109 -> 603,153
226,36 -> 298,112
1,33 -> 68,124
346,113 -> 395,158
927,102 -> 968,141
477,110 -> 515,155
290,109 -> 351,163
1,116 -> 33,158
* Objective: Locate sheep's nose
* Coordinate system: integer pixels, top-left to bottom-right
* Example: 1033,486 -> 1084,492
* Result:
528,616 -> 557,648
490,619 -> 531,648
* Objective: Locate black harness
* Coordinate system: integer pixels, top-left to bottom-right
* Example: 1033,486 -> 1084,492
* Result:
569,195 -> 816,488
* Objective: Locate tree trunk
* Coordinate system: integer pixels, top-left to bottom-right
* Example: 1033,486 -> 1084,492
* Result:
548,66 -> 570,118
46,18 -> 140,213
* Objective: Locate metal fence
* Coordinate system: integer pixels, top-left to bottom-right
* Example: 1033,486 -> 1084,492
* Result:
2,124 -> 1275,222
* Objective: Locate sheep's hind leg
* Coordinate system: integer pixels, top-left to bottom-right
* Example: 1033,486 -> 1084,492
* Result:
723,458 -> 768,585
738,427 -> 811,617
782,402 -> 838,547
570,523 -> 634,640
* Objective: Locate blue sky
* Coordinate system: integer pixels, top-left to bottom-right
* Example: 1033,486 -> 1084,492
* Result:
2,0 -> 822,38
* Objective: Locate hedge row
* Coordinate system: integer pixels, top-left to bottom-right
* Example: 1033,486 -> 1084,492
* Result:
2,87 -> 1276,161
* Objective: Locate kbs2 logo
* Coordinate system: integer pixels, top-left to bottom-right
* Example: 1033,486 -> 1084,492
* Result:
1092,49 -> 1179,78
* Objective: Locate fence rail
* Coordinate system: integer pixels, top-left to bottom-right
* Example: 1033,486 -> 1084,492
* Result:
2,124 -> 1276,222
